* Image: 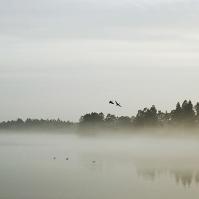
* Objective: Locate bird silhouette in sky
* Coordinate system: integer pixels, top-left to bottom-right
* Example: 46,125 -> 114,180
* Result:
115,101 -> 122,107
109,100 -> 114,105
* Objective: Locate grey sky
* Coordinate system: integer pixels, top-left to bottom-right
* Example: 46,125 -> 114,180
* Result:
0,0 -> 199,121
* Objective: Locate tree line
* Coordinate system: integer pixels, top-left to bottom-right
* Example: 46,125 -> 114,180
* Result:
0,118 -> 73,130
79,100 -> 199,128
1,100 -> 199,130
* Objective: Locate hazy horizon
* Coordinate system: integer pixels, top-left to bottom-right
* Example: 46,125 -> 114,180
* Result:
1,0 -> 199,121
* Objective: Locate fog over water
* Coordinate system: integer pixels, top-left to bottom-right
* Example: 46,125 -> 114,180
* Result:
1,0 -> 199,198
1,131 -> 199,199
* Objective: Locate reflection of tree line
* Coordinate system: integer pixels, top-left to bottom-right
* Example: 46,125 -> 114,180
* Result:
173,170 -> 199,187
137,168 -> 199,187
1,100 -> 199,130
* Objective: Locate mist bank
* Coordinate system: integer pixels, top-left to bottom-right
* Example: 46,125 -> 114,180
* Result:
1,133 -> 199,199
1,99 -> 199,133
1,118 -> 199,134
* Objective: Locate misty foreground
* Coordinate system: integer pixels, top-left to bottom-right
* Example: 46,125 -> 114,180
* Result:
1,100 -> 199,133
0,131 -> 199,199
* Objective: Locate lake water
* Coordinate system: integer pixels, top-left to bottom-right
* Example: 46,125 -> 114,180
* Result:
0,132 -> 199,199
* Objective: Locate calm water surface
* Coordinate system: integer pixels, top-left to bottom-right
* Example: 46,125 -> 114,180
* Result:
0,132 -> 199,199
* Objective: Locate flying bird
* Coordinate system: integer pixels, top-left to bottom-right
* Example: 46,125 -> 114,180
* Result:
109,100 -> 114,105
115,101 -> 122,107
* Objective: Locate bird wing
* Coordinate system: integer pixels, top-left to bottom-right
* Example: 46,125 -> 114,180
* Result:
115,101 -> 122,107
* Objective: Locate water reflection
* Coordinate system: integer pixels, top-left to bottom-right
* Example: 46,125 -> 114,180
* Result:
137,167 -> 199,187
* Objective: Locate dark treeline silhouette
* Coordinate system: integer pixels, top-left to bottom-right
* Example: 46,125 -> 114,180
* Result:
0,118 -> 74,131
1,100 -> 199,131
79,100 -> 199,129
79,112 -> 134,130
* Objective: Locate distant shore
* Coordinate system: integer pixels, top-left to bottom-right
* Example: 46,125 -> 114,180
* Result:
1,100 -> 199,132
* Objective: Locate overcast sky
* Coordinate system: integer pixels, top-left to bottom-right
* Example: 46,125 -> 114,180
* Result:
0,0 -> 199,121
